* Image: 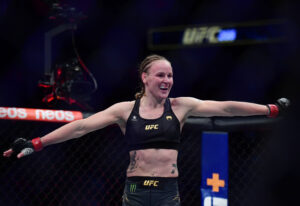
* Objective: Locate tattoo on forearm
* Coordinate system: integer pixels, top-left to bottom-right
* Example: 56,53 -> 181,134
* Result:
171,164 -> 177,174
128,151 -> 138,173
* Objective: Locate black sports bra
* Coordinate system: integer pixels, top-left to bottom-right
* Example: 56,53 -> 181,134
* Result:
125,98 -> 181,151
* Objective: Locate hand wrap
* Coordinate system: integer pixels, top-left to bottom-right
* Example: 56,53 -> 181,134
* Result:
12,137 -> 43,157
267,97 -> 290,118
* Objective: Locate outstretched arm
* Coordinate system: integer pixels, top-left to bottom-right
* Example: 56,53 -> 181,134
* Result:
176,97 -> 277,119
3,101 -> 130,158
40,102 -> 126,147
189,98 -> 269,117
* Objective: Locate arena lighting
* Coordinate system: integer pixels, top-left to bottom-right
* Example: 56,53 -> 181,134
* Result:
39,2 -> 97,109
148,19 -> 286,50
217,29 -> 237,42
48,2 -> 87,23
39,58 -> 96,105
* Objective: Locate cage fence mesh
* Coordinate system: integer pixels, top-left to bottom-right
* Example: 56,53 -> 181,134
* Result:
0,120 -> 272,206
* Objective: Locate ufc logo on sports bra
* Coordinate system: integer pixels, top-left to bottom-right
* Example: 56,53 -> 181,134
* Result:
145,124 -> 159,130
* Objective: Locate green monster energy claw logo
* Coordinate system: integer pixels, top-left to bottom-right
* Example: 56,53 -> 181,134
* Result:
130,184 -> 136,193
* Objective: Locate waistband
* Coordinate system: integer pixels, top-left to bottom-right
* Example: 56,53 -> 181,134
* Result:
127,176 -> 178,182
126,176 -> 178,190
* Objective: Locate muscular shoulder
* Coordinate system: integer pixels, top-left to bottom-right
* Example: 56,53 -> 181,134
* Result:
108,101 -> 135,131
110,101 -> 135,119
170,97 -> 203,108
112,101 -> 135,110
169,97 -> 204,120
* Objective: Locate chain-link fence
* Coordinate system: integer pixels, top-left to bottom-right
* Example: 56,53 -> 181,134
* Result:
0,118 -> 274,206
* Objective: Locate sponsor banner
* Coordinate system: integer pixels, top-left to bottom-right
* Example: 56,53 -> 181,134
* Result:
0,107 -> 83,123
201,132 -> 228,206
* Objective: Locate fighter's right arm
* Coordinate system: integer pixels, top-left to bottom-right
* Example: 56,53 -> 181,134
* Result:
3,101 -> 131,158
41,101 -> 129,146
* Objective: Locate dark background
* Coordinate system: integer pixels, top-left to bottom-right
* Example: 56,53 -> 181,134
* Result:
0,0 -> 299,110
1,1 -> 300,206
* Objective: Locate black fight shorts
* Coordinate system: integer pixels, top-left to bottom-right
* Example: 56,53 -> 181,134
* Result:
122,176 -> 181,206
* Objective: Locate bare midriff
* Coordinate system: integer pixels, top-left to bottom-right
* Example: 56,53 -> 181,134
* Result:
126,149 -> 178,177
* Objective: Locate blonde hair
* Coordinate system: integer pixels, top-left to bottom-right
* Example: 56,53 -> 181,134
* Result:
135,54 -> 168,99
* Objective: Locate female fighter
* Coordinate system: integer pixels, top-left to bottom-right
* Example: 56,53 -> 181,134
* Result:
3,54 -> 289,206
